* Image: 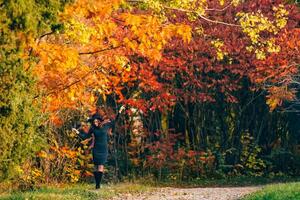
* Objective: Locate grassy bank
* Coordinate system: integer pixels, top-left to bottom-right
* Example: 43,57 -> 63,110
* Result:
242,182 -> 300,200
0,182 -> 154,200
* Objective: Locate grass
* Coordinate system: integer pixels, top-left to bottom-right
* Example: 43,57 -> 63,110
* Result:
1,176 -> 299,200
0,182 -> 155,200
242,182 -> 300,200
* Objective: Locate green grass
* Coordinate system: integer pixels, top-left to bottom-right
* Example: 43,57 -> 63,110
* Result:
0,182 -> 154,200
242,182 -> 300,200
1,177 -> 299,200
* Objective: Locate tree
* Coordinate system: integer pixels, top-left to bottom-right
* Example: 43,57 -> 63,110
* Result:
0,0 -> 69,181
32,0 -> 191,124
31,0 -> 300,179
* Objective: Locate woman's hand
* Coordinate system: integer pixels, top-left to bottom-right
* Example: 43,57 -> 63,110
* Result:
72,128 -> 80,134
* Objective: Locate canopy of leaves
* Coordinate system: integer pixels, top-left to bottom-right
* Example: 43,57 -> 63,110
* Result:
34,0 -> 300,122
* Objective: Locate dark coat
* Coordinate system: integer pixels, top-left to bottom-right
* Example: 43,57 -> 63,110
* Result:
90,121 -> 114,165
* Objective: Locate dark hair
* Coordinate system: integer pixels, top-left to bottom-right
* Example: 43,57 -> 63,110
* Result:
87,114 -> 103,124
92,113 -> 103,121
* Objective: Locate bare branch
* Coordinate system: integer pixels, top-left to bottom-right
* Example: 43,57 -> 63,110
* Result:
163,6 -> 240,27
39,31 -> 54,39
79,45 -> 122,55
127,0 -> 240,27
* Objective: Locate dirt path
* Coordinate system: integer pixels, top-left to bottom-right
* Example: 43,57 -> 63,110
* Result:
110,186 -> 260,200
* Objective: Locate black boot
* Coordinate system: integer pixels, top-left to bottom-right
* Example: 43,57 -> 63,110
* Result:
93,171 -> 100,189
99,171 -> 103,187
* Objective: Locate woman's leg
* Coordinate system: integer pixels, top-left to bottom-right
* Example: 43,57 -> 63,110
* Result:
93,165 -> 101,189
94,165 -> 104,189
97,165 -> 104,172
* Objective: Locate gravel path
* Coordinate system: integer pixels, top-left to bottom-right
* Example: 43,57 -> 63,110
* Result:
110,186 -> 260,200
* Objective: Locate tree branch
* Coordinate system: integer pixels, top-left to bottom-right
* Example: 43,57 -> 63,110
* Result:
34,69 -> 94,99
36,31 -> 55,45
127,0 -> 240,27
79,45 -> 122,55
164,6 -> 240,27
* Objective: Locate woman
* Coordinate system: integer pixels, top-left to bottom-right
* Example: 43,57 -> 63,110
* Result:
89,114 -> 114,189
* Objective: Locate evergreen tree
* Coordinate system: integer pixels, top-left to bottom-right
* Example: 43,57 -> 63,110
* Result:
0,0 -> 68,180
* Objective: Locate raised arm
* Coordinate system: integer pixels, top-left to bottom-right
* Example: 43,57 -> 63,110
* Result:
74,124 -> 92,140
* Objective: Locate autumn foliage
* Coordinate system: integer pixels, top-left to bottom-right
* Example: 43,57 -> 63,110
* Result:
31,0 -> 300,120
32,0 -> 300,181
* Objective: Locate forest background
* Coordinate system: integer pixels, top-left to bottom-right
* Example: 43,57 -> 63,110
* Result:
0,0 -> 300,190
